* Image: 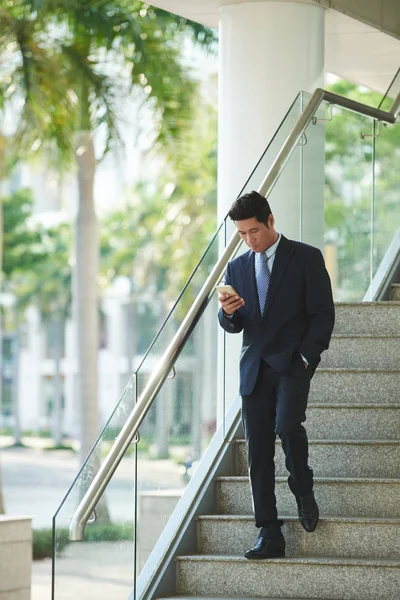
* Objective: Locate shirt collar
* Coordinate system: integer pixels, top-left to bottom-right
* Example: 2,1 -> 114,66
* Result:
256,232 -> 281,260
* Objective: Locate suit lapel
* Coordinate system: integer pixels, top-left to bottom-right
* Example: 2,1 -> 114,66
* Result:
241,251 -> 261,319
263,235 -> 295,315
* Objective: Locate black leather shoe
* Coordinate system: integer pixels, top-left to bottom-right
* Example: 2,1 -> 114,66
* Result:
296,492 -> 319,532
244,530 -> 286,560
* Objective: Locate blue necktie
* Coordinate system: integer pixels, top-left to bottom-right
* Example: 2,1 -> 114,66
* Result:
256,252 -> 270,316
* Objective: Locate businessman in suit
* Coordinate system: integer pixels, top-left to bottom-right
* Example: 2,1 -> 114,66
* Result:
218,191 -> 335,559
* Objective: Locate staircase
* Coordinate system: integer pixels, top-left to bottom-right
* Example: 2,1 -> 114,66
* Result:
159,300 -> 400,600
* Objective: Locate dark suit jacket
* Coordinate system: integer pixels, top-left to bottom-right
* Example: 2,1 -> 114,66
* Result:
218,235 -> 335,395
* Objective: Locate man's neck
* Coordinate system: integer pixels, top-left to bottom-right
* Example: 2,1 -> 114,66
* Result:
262,231 -> 279,252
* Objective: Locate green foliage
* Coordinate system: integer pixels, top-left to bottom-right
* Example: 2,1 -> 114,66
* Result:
324,80 -> 400,299
30,0 -> 212,156
0,1 -> 77,167
13,221 -> 73,318
2,188 -> 47,277
2,186 -> 73,317
1,1 -> 215,168
33,527 -> 68,560
100,93 -> 218,310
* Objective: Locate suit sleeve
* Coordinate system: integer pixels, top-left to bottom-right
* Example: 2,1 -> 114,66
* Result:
218,262 -> 244,334
299,249 -> 335,365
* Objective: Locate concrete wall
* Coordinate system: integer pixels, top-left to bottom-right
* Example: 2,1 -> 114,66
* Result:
0,516 -> 32,600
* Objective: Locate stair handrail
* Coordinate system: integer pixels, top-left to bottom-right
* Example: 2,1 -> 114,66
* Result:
69,86 -> 400,541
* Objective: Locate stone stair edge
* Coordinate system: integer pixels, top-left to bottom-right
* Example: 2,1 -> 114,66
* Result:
217,476 -> 400,484
196,515 -> 400,525
176,555 -> 400,568
335,301 -> 400,306
330,334 -> 400,338
307,403 -> 400,408
233,439 -> 400,446
315,367 -> 400,372
157,597 -> 342,600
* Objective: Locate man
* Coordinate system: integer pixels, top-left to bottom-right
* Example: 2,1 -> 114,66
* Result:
218,190 -> 335,559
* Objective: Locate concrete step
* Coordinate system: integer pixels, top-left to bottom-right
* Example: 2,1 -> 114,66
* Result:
390,284 -> 400,302
320,335 -> 400,369
197,515 -> 400,560
160,598 -> 341,600
334,302 -> 400,335
177,555 -> 400,600
234,439 -> 400,478
309,368 -> 400,405
305,404 -> 400,440
235,405 -> 400,441
217,476 -> 400,518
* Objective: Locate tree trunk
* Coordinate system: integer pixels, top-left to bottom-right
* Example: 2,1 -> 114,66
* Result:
75,130 -> 99,462
52,316 -> 64,446
75,130 -> 110,523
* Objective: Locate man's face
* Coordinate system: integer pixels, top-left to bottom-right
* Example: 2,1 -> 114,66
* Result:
235,215 -> 277,253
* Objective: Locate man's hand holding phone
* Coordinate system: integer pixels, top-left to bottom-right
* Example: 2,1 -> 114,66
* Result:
217,284 -> 245,316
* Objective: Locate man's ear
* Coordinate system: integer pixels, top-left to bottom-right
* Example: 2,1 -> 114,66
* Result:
269,214 -> 275,228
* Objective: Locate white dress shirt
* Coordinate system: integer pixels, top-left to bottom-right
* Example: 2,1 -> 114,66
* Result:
255,232 -> 281,274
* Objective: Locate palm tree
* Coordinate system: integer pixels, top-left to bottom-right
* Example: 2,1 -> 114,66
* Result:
1,0 -> 216,485
33,0 -> 215,465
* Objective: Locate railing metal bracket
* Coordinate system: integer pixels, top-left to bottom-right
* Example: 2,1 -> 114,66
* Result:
361,121 -> 381,140
87,509 -> 97,524
312,103 -> 333,125
298,132 -> 308,146
167,366 -> 176,379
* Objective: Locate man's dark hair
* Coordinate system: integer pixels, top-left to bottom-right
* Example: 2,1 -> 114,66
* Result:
228,191 -> 272,225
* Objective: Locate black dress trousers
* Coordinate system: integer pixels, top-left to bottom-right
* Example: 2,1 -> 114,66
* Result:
241,354 -> 314,528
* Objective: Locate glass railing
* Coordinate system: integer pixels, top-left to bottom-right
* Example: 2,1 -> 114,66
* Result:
52,374 -> 137,599
377,67 -> 400,113
308,98 -> 400,301
51,91 -> 309,600
52,86 -> 400,600
372,113 -> 400,293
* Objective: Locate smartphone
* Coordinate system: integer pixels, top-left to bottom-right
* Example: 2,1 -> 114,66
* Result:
216,284 -> 238,296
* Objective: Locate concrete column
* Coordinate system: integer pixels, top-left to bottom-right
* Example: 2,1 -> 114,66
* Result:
218,1 -> 325,223
217,1 -> 326,410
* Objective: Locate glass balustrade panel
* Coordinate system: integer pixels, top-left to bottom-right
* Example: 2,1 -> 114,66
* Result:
52,375 -> 137,600
133,294 -> 220,583
319,104 -> 375,301
372,117 -> 400,298
52,87 -> 391,600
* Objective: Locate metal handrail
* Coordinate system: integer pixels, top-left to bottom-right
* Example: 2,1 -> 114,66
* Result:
69,86 -> 400,541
